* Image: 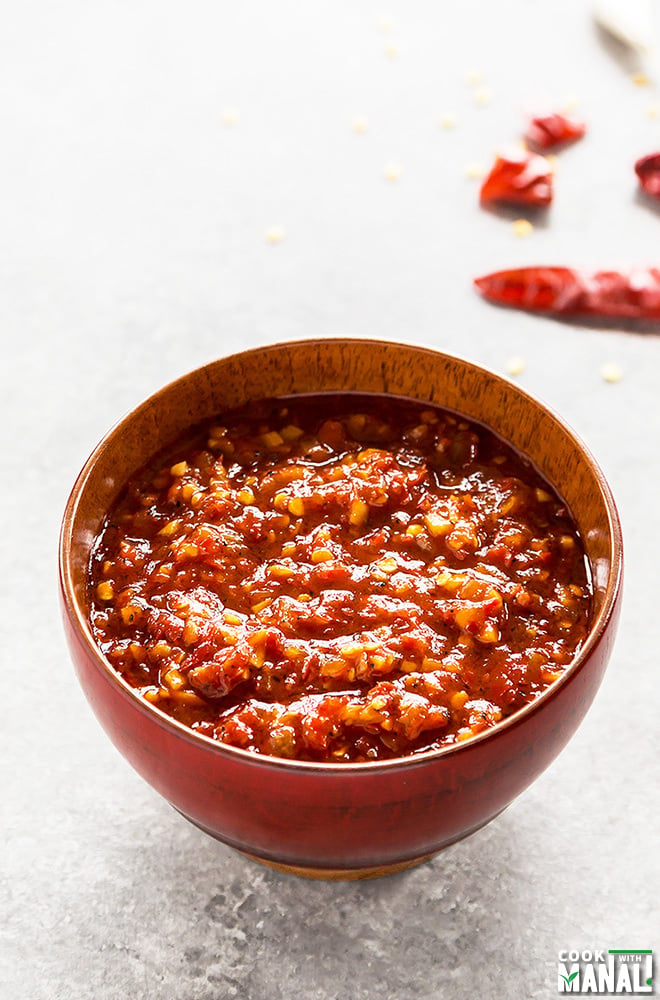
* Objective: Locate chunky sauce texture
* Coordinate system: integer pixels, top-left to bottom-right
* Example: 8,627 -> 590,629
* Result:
89,393 -> 591,762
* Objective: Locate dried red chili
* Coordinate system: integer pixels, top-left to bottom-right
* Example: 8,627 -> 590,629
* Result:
474,266 -> 660,320
635,153 -> 660,199
525,113 -> 586,151
480,149 -> 553,208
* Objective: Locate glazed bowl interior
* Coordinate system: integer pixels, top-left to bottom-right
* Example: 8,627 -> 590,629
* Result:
62,338 -> 620,651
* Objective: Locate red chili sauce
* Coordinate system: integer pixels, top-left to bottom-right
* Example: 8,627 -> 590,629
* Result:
89,393 -> 591,762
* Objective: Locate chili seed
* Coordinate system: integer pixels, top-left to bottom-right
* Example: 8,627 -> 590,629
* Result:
600,362 -> 622,383
512,219 -> 533,238
265,226 -> 286,244
96,581 -> 114,601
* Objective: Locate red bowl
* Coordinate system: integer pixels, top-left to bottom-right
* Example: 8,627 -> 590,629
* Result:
59,339 -> 623,879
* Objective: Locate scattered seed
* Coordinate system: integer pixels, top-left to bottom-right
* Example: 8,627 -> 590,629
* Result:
352,116 -> 368,134
473,86 -> 493,107
631,71 -> 651,86
647,102 -> 660,119
265,226 -> 286,244
506,355 -> 526,376
600,362 -> 622,383
439,113 -> 458,129
377,14 -> 395,32
465,69 -> 482,85
562,95 -> 579,112
221,109 -> 240,126
465,162 -> 486,179
384,163 -> 402,181
512,219 -> 534,238
385,43 -> 399,59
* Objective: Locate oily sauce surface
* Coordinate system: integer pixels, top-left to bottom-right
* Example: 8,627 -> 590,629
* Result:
89,393 -> 591,762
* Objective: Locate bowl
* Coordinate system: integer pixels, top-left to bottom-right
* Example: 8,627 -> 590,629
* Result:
59,339 -> 623,880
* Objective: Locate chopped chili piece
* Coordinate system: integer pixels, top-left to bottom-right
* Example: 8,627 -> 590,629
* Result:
480,149 -> 553,208
475,266 -> 660,320
525,113 -> 586,151
89,394 -> 591,763
635,153 -> 660,199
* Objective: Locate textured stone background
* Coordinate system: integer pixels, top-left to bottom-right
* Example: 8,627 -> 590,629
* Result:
2,2 -> 659,998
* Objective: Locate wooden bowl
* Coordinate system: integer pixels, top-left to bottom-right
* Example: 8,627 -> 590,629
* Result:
59,339 -> 623,879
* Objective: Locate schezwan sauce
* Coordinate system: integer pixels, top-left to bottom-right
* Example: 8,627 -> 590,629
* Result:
89,393 -> 592,762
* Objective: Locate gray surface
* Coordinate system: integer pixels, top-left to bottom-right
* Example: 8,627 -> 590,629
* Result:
2,2 -> 659,998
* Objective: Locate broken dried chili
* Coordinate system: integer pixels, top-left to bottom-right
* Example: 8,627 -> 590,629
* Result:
474,266 -> 660,320
480,149 -> 553,208
525,113 -> 586,151
635,153 -> 660,199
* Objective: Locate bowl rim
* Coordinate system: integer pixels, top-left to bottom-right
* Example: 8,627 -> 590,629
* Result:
59,337 -> 623,774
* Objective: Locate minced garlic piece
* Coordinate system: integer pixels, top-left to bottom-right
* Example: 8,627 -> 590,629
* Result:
280,424 -> 304,441
424,512 -> 452,537
261,430 -> 284,448
450,690 -> 469,710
